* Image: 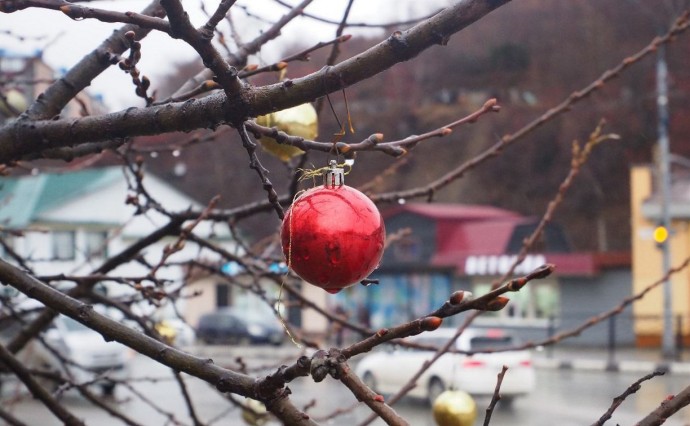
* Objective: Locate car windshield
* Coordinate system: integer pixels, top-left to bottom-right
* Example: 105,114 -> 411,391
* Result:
469,335 -> 515,351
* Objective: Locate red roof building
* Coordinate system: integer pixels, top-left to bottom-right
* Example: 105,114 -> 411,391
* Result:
334,203 -> 633,347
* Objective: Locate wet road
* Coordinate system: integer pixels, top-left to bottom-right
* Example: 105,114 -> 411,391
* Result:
2,353 -> 690,425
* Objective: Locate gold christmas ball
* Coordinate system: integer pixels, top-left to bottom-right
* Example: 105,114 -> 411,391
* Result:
241,398 -> 269,426
432,390 -> 477,426
0,89 -> 28,117
254,103 -> 318,162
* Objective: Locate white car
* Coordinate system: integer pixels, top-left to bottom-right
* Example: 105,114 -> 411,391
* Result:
44,315 -> 130,395
1,306 -> 130,396
354,327 -> 536,404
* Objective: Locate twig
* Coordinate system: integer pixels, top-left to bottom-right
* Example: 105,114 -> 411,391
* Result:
237,122 -> 284,219
20,0 -> 167,121
592,370 -> 665,426
0,343 -> 85,426
271,0 -> 442,29
161,0 -> 242,97
171,0 -> 314,98
483,366 -> 508,426
245,98 -> 500,157
0,258 -> 316,425
371,10 -> 690,204
1,0 -> 171,33
335,361 -> 410,426
0,406 -> 28,426
636,384 -> 690,426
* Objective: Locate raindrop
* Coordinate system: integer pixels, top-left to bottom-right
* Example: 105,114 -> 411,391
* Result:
397,198 -> 406,205
150,151 -> 159,158
172,149 -> 181,157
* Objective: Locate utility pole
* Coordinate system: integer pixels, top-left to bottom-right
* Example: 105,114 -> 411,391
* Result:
656,44 -> 674,359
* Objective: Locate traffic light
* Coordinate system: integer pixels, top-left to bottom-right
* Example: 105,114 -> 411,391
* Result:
653,225 -> 669,248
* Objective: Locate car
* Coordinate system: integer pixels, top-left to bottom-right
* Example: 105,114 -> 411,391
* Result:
196,308 -> 284,346
354,327 -> 536,404
0,305 -> 129,396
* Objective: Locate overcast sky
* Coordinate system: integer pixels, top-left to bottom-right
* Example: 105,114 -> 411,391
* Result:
0,0 -> 447,111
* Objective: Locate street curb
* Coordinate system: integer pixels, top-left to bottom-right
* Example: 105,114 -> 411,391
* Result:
534,358 -> 690,374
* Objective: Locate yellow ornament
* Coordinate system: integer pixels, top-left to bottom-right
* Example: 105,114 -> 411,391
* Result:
241,398 -> 270,426
254,103 -> 318,162
432,390 -> 477,426
0,89 -> 28,117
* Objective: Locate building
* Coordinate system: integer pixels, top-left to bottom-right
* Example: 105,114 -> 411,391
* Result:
332,203 -> 632,346
0,49 -> 106,121
0,166 -> 235,317
631,163 -> 690,347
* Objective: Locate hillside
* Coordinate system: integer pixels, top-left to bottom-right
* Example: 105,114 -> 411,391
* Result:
142,0 -> 690,252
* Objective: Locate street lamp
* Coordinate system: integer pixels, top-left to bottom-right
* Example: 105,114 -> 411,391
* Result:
655,44 -> 674,359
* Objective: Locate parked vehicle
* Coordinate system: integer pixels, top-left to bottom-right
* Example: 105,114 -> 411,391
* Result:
0,303 -> 130,396
196,308 -> 284,345
354,327 -> 536,404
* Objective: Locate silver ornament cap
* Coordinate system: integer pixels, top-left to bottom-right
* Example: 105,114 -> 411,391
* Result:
324,160 -> 344,188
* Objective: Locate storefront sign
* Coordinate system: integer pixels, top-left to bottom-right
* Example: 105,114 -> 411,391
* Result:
464,254 -> 546,276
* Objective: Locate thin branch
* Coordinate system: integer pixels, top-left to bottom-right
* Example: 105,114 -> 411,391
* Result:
636,384 -> 690,426
0,406 -> 28,426
0,0 -> 512,164
592,370 -> 665,426
18,0 -> 166,121
0,342 -> 85,426
483,366 -> 508,426
335,361 -> 409,426
160,0 -> 242,97
0,258 -> 316,426
171,0 -> 314,98
1,0 -> 171,33
237,122 -> 284,219
245,98 -> 500,158
371,10 -> 690,204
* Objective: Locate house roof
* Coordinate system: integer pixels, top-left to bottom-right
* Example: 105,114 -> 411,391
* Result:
382,203 -> 629,277
0,168 -> 123,228
382,203 -> 519,221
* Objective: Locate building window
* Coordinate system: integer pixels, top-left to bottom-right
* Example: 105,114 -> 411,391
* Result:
216,283 -> 230,308
52,231 -> 75,261
392,236 -> 422,262
473,280 -> 558,322
85,231 -> 108,258
0,58 -> 25,73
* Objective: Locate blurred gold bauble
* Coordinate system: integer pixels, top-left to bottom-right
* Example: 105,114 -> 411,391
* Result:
254,103 -> 318,162
432,390 -> 477,426
241,398 -> 269,426
0,89 -> 28,117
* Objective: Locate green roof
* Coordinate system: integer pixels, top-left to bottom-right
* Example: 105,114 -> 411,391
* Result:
0,167 -> 123,229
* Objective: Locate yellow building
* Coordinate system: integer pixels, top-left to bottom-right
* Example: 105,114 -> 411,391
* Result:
631,164 -> 690,346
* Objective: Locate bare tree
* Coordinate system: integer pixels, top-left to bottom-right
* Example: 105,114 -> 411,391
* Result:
0,1 -> 690,425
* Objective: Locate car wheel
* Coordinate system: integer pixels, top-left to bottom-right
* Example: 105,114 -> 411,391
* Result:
362,372 -> 378,393
427,377 -> 446,404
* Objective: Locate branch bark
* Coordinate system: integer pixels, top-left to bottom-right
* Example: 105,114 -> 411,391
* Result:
0,258 -> 316,425
0,0 -> 511,164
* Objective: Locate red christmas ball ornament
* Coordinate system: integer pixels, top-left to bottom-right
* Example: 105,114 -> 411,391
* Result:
281,161 -> 385,293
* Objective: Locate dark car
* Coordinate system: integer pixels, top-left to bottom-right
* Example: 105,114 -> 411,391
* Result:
196,308 -> 284,345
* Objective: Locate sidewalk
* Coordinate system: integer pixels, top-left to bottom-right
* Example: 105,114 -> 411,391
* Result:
532,346 -> 690,374
187,344 -> 690,375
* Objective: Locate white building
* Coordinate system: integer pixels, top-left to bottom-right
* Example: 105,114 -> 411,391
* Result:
0,166 -> 236,317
